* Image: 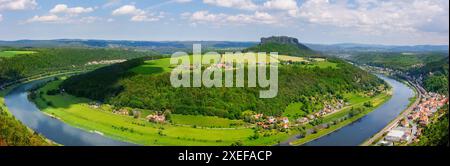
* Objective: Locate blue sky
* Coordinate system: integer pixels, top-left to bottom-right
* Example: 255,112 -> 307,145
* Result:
0,0 -> 448,45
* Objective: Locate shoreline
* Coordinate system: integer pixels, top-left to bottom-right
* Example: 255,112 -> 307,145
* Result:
360,79 -> 422,146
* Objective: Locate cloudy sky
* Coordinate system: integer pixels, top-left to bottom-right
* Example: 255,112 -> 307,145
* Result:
0,0 -> 448,45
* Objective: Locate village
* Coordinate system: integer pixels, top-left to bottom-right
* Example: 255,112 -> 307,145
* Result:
87,94 -> 350,132
377,92 -> 448,146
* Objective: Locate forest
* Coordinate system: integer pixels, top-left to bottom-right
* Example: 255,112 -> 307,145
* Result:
0,103 -> 50,146
350,52 -> 449,94
413,105 -> 449,146
0,47 -> 157,86
62,57 -> 385,119
350,52 -> 448,71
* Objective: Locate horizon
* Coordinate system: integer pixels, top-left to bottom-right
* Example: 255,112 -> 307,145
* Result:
1,38 -> 449,47
0,0 -> 449,45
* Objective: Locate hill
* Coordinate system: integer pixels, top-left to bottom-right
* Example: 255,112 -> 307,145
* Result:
245,36 -> 318,57
0,48 -> 158,87
349,52 -> 448,71
61,56 -> 385,119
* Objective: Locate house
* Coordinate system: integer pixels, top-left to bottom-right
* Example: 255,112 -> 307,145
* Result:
400,118 -> 409,127
281,117 -> 289,124
253,113 -> 264,120
146,114 -> 166,123
282,123 -> 289,129
268,116 -> 276,124
297,117 -> 309,124
88,102 -> 101,109
385,127 -> 412,142
419,115 -> 429,126
114,108 -> 129,115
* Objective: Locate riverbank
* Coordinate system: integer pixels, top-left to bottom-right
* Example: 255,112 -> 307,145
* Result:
361,80 -> 421,146
289,91 -> 392,146
1,84 -> 54,146
29,78 -> 295,146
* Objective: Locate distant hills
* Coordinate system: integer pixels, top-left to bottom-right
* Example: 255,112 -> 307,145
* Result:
306,43 -> 449,53
0,39 -> 448,54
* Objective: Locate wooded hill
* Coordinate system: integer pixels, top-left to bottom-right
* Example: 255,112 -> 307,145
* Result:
245,36 -> 318,57
62,57 -> 385,119
0,48 -> 157,86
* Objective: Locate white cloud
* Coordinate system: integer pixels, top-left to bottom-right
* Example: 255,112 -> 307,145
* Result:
25,3 -> 96,24
263,0 -> 298,10
203,0 -> 258,10
26,14 -> 62,23
186,10 -> 278,25
50,4 -> 94,16
263,0 -> 299,17
298,0 -> 449,34
0,14 -> 3,22
112,5 -> 143,15
0,0 -> 37,10
112,5 -> 162,22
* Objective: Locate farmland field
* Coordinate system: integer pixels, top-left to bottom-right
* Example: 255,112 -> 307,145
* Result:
33,79 -> 291,146
0,51 -> 37,58
171,114 -> 245,128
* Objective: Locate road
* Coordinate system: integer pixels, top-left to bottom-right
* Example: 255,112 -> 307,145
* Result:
360,80 -> 422,146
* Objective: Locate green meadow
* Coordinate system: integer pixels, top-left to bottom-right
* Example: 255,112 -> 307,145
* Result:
0,51 -> 37,58
33,79 -> 292,146
171,114 -> 246,128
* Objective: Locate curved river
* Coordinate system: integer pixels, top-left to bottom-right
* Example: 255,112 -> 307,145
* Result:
4,75 -> 414,146
303,74 -> 415,146
4,78 -> 133,146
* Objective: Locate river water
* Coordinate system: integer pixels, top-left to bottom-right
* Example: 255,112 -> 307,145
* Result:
303,74 -> 415,146
4,75 -> 413,146
4,78 -> 133,146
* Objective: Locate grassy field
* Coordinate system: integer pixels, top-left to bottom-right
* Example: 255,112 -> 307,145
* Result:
171,114 -> 245,128
34,79 -> 293,145
277,55 -> 307,62
130,55 -> 336,76
290,91 -> 392,145
0,51 -> 37,58
130,58 -> 172,75
307,60 -> 338,69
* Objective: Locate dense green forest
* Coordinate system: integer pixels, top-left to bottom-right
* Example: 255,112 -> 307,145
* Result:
413,105 -> 449,146
350,52 -> 448,71
350,52 -> 449,94
0,47 -> 157,86
0,106 -> 50,146
62,58 -> 385,119
411,56 -> 449,94
0,47 -> 157,146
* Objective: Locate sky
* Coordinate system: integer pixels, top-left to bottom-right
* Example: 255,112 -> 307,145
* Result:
0,0 -> 448,45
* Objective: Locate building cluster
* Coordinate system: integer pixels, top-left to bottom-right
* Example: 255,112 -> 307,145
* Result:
205,62 -> 234,71
378,92 -> 448,146
296,100 -> 347,124
146,113 -> 166,123
85,59 -> 126,66
252,113 -> 290,130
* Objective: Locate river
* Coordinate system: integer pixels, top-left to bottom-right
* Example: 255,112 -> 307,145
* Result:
4,75 -> 414,146
302,74 -> 415,146
4,78 -> 133,146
